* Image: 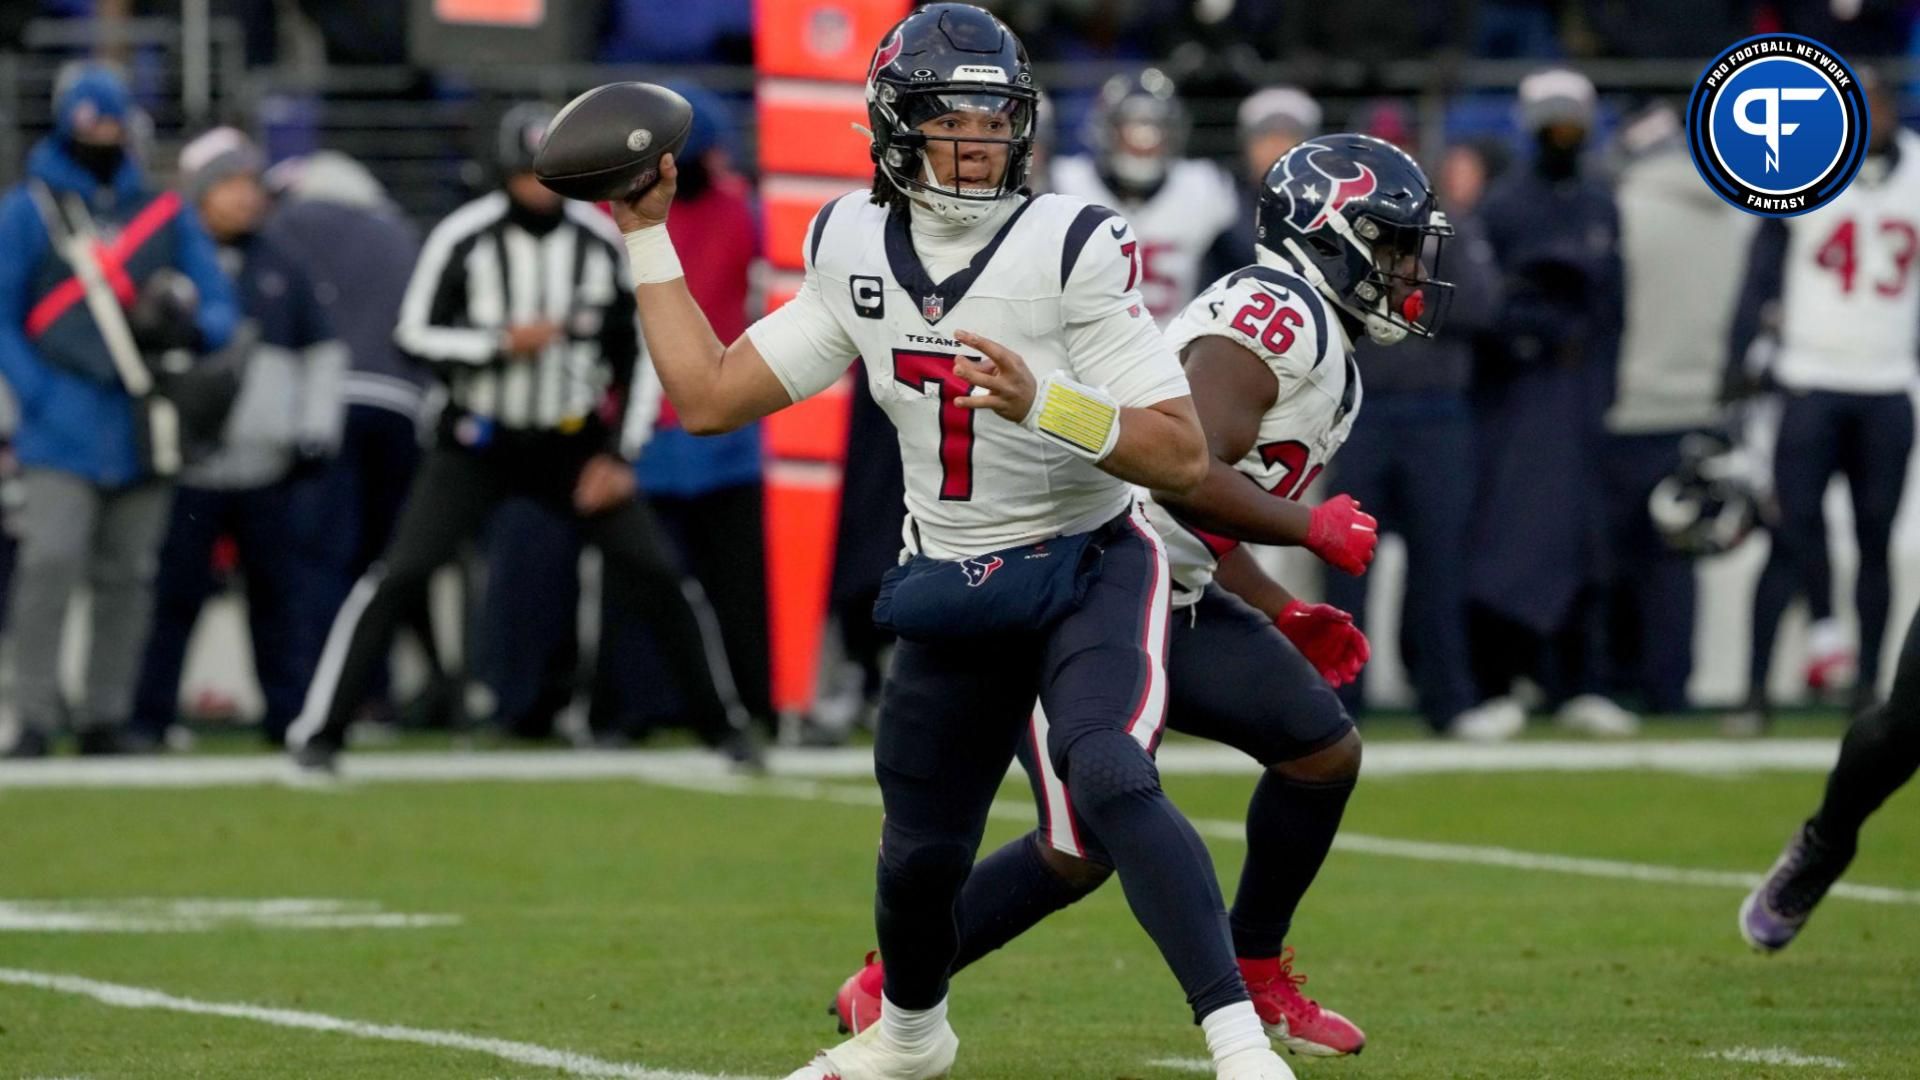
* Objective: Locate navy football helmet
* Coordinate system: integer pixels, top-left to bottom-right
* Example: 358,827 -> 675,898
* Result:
1088,68 -> 1189,197
1257,133 -> 1454,344
1649,432 -> 1762,556
864,3 -> 1039,225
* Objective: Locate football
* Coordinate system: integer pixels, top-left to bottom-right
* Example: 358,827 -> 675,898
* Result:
533,82 -> 693,202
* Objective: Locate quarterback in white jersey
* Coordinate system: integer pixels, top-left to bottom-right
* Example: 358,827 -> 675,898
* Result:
609,6 -> 1297,1080
1729,71 -> 1920,725
825,133 -> 1454,1063
1050,69 -> 1240,321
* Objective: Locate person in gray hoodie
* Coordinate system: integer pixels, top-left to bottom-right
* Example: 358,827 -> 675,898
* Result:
1599,103 -> 1757,715
128,128 -> 346,747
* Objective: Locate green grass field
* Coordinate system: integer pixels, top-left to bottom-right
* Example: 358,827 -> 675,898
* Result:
3,732 -> 1918,1079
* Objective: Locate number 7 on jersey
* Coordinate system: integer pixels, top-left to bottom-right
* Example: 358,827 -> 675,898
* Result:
892,349 -> 976,501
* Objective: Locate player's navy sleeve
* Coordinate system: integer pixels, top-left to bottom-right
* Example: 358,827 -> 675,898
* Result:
1060,213 -> 1189,407
1727,217 -> 1788,383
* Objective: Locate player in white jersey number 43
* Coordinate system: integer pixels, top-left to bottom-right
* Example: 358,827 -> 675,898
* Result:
829,133 -> 1455,1061
611,4 -> 1310,1079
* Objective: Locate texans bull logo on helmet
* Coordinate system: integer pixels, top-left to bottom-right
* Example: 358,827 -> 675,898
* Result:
1278,145 -> 1380,234
866,29 -> 904,86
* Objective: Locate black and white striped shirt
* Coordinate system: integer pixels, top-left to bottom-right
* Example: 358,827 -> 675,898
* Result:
394,191 -> 658,458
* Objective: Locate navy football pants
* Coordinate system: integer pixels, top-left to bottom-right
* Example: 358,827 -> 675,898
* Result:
1021,583 -> 1353,864
873,505 -> 1246,1021
1750,389 -> 1914,696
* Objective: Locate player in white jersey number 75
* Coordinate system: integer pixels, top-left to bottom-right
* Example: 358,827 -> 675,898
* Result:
612,5 -> 1295,1079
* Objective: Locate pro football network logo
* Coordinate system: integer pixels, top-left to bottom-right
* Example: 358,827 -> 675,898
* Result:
1687,34 -> 1868,217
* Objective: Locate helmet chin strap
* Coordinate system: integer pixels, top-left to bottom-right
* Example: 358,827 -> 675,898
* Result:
1360,311 -> 1409,345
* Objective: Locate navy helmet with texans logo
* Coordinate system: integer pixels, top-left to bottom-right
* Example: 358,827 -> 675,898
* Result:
864,2 -> 1039,225
1256,133 -> 1454,344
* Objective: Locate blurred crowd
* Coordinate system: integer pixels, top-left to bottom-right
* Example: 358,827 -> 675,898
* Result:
10,0 -> 1920,67
2,1 -> 1919,758
0,64 -> 778,760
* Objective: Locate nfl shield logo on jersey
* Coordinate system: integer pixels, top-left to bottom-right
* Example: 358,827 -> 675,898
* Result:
921,294 -> 945,321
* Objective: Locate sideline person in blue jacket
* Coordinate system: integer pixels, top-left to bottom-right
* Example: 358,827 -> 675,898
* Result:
0,63 -> 236,757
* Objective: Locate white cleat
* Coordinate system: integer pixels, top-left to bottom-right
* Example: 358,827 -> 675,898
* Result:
1447,696 -> 1526,741
1554,693 -> 1641,738
1215,1046 -> 1298,1080
783,1020 -> 959,1080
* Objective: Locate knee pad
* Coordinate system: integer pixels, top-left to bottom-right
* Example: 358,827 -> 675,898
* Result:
1275,729 -> 1363,784
1033,833 -> 1114,891
1860,703 -> 1920,758
878,819 -> 975,901
1055,729 -> 1161,814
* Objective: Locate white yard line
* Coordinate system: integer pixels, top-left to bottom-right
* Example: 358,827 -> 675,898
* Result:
1143,1058 -> 1213,1073
0,739 -> 1847,790
0,968 -> 771,1080
0,897 -> 460,933
1315,831 -> 1920,906
1704,1046 -> 1849,1069
4,742 -> 1913,908
635,772 -> 1920,908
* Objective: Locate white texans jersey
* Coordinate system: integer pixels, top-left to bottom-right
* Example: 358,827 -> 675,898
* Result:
1144,265 -> 1360,606
1049,155 -> 1240,323
746,191 -> 1188,561
1775,128 -> 1920,393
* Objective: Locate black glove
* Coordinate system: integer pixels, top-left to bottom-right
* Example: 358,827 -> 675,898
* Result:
128,269 -> 203,355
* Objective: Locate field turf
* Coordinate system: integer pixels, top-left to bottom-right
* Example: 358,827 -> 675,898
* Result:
2,726 -> 1917,1079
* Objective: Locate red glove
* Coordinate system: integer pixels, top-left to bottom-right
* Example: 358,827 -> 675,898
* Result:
1304,494 -> 1378,576
1275,600 -> 1371,688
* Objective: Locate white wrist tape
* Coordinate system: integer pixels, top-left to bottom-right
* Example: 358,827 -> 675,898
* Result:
1023,371 -> 1122,462
623,225 -> 684,284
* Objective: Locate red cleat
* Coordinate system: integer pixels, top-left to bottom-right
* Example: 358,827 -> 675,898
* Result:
1239,949 -> 1367,1057
830,951 -> 885,1035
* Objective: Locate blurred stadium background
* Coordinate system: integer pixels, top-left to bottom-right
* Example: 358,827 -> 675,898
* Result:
5,0 -> 1920,729
4,5 -> 1920,1078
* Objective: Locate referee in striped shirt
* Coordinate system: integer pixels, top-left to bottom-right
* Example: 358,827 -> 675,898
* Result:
287,103 -> 752,770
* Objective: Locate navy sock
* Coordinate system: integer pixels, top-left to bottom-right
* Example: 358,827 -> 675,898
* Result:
1230,770 -> 1356,959
873,819 -> 977,1010
1064,731 -> 1244,1022
950,831 -> 1103,975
